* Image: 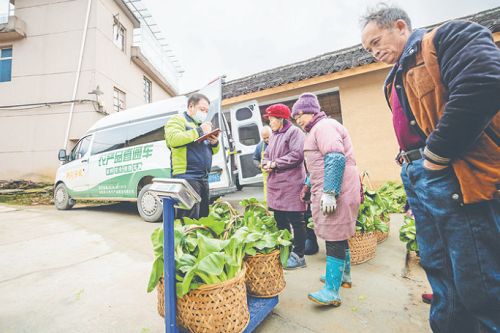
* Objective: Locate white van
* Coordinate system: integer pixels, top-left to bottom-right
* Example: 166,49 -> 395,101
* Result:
54,77 -> 265,222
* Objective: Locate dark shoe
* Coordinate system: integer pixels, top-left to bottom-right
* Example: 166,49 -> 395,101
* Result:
285,252 -> 307,270
422,293 -> 433,304
304,238 -> 319,255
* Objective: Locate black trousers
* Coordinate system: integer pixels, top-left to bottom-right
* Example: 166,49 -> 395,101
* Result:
175,179 -> 209,221
303,205 -> 317,241
325,240 -> 349,260
274,210 -> 306,257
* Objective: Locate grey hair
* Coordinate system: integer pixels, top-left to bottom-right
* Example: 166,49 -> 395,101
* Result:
360,3 -> 412,33
261,125 -> 272,134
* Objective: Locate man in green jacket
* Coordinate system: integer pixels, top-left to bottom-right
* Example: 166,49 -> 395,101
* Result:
164,93 -> 220,220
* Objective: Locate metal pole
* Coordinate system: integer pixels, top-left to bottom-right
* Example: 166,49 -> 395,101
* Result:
63,0 -> 92,151
162,198 -> 178,333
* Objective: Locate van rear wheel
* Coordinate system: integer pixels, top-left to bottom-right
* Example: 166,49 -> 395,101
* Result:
54,183 -> 74,210
138,184 -> 163,222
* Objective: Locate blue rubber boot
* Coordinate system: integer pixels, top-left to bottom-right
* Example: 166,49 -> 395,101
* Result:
309,256 -> 344,306
341,249 -> 352,288
319,249 -> 352,288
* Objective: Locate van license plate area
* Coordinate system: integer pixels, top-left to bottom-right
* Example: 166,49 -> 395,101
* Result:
208,173 -> 220,183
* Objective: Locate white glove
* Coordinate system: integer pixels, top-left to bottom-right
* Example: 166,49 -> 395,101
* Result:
320,193 -> 337,215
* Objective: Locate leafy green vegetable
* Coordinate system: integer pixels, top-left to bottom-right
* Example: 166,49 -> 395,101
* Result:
356,180 -> 406,234
239,198 -> 262,207
231,209 -> 293,268
356,186 -> 388,234
399,215 -> 419,252
147,198 -> 293,297
377,181 -> 407,213
147,227 -> 164,293
240,198 -> 269,217
307,217 -> 314,230
209,200 -> 235,220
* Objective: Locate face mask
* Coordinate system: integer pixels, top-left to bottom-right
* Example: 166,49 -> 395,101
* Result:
193,109 -> 207,124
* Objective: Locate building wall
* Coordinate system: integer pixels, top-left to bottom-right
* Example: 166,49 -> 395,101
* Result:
95,0 -> 170,116
222,66 -> 401,187
0,0 -> 172,182
337,68 -> 401,186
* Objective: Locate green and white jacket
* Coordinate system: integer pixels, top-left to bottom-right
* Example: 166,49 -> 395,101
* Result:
164,112 -> 219,180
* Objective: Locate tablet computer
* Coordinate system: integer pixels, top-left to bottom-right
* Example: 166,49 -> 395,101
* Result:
195,128 -> 221,143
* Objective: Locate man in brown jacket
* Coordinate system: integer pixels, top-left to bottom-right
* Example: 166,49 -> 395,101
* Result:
361,5 -> 500,333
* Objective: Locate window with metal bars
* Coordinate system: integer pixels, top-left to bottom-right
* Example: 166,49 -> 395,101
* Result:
113,88 -> 126,112
143,77 -> 151,103
113,19 -> 125,52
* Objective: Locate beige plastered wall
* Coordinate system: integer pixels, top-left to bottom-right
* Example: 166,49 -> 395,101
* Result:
0,0 -> 172,182
222,64 -> 401,188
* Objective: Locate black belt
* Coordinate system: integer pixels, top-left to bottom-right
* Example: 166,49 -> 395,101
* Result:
400,148 -> 423,164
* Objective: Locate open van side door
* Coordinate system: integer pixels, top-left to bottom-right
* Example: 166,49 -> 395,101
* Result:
229,100 -> 264,185
198,77 -> 235,196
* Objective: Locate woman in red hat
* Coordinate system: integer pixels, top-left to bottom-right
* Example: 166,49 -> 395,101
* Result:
262,103 -> 308,269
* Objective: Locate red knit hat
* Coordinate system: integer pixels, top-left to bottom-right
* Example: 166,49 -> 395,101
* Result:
263,103 -> 291,120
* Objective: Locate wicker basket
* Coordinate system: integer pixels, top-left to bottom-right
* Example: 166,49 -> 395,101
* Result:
348,231 -> 377,265
243,249 -> 286,298
157,265 -> 250,333
375,218 -> 391,244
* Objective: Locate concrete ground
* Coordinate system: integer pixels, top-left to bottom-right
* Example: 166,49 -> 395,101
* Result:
0,184 -> 432,333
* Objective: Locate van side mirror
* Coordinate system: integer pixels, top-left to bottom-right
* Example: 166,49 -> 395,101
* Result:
58,149 -> 67,161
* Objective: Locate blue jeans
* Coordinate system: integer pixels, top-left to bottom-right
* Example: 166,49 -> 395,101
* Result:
401,159 -> 500,333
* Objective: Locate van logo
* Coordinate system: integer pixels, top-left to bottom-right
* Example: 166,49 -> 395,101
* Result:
66,169 -> 83,180
98,144 -> 154,167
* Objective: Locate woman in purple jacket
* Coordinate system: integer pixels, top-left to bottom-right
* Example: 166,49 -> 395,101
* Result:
262,104 -> 308,269
292,93 -> 361,307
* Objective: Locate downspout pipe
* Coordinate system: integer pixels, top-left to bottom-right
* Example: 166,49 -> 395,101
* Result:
63,0 -> 92,151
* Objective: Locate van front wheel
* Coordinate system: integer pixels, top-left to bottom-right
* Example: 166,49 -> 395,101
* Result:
54,183 -> 74,210
138,184 -> 163,222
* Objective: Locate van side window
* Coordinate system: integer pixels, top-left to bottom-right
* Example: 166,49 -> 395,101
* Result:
91,126 -> 127,155
69,135 -> 92,161
235,107 -> 253,121
238,124 -> 260,146
127,117 -> 167,147
91,117 -> 169,155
